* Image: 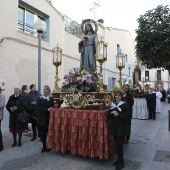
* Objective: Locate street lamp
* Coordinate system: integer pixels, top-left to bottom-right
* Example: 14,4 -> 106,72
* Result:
96,39 -> 108,92
34,19 -> 46,93
116,50 -> 125,89
142,76 -> 145,87
53,44 -> 63,93
127,64 -> 131,77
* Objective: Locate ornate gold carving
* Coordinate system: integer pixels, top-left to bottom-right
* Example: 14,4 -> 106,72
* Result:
60,88 -> 95,109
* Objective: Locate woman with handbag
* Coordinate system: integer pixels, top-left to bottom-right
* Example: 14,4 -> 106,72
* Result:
6,87 -> 28,147
107,90 -> 131,170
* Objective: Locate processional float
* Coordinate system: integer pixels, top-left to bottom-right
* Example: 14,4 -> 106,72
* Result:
52,19 -> 126,109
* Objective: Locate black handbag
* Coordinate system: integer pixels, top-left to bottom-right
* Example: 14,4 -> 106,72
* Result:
17,110 -> 29,123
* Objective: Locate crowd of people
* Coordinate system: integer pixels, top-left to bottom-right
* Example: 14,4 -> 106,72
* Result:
0,84 -> 61,153
0,83 -> 169,170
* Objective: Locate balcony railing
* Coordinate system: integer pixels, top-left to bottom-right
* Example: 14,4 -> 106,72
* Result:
18,20 -> 46,39
65,16 -> 84,38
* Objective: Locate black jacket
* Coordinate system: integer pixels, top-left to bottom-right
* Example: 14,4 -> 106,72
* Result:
146,93 -> 156,108
107,103 -> 131,136
6,94 -> 28,130
36,97 -> 54,126
124,93 -> 134,118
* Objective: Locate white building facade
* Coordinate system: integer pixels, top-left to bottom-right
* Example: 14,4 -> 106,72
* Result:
140,68 -> 169,90
0,0 -> 136,99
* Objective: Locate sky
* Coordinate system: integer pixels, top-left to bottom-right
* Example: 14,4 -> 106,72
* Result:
52,0 -> 170,40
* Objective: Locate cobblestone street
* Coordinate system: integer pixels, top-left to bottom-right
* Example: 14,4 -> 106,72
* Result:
0,102 -> 170,170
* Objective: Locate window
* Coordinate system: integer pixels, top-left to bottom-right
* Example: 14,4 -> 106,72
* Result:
117,44 -> 120,54
125,55 -> 128,63
157,70 -> 161,80
145,70 -> 149,81
18,6 -> 47,39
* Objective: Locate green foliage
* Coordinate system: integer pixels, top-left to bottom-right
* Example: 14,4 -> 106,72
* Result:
135,5 -> 170,72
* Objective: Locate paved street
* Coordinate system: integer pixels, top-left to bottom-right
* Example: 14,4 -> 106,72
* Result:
0,101 -> 170,170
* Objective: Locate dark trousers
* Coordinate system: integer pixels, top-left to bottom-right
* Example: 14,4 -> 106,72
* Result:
149,106 -> 156,119
114,136 -> 124,163
126,120 -> 131,140
32,123 -> 37,137
37,124 -> 48,149
0,120 -> 3,146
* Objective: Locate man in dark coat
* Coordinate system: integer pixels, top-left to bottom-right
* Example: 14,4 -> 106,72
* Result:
122,84 -> 134,143
161,89 -> 166,102
146,88 -> 156,120
26,84 -> 41,141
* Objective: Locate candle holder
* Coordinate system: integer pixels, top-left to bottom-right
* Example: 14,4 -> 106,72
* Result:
96,39 -> 108,92
116,50 -> 125,89
53,44 -> 63,93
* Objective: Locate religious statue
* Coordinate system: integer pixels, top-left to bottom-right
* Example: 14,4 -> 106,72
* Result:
78,19 -> 98,72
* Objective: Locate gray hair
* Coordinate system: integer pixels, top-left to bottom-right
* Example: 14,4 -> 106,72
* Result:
44,85 -> 51,96
14,86 -> 22,93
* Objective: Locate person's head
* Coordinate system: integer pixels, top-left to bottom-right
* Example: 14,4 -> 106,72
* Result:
43,85 -> 51,97
150,88 -> 153,92
85,23 -> 94,34
155,87 -> 158,92
122,84 -> 130,93
0,87 -> 2,93
14,87 -> 21,96
30,84 -> 36,92
113,90 -> 125,103
22,85 -> 28,92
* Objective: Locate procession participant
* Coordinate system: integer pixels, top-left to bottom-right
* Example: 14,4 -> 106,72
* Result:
155,88 -> 162,113
107,90 -> 130,170
37,85 -> 54,153
6,87 -> 28,147
0,87 -> 5,151
122,84 -> 134,144
26,84 -> 41,141
146,88 -> 156,120
161,89 -> 166,102
79,20 -> 98,72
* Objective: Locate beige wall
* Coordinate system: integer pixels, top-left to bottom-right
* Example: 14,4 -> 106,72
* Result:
0,0 -> 137,98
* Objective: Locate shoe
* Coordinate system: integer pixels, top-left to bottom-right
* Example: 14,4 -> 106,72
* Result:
115,163 -> 124,170
148,117 -> 152,119
153,117 -> 155,120
112,160 -> 119,166
41,147 -> 47,153
24,130 -> 28,133
46,149 -> 51,152
0,145 -> 3,151
18,142 -> 22,147
12,142 -> 17,147
31,137 -> 37,141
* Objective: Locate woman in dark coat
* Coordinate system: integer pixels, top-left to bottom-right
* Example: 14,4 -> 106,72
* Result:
6,87 -> 28,147
37,85 -> 54,153
107,90 -> 131,170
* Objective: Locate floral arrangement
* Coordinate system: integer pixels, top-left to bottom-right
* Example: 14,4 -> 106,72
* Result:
61,68 -> 99,92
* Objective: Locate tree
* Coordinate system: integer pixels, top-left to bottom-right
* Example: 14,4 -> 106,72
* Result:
135,5 -> 170,73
